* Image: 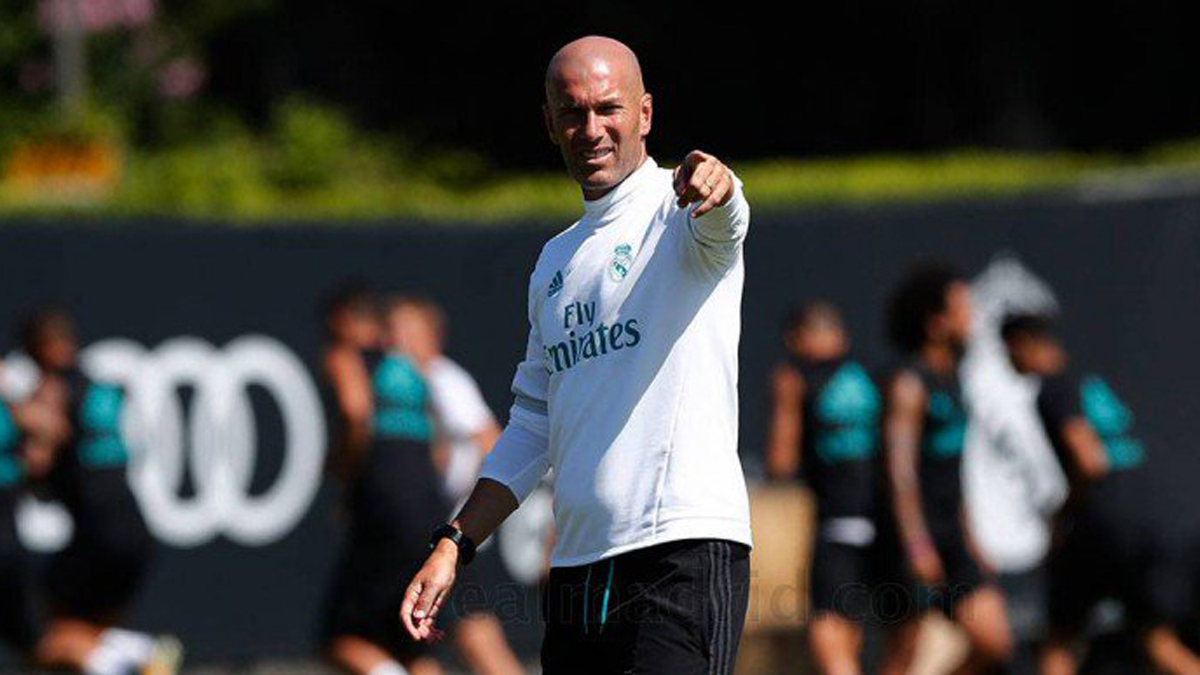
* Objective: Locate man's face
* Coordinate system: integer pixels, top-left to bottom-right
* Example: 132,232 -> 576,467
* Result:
544,60 -> 651,199
786,322 -> 848,362
388,305 -> 440,364
942,282 -> 973,347
1006,334 -> 1065,376
331,306 -> 379,349
35,320 -> 77,372
927,282 -> 972,350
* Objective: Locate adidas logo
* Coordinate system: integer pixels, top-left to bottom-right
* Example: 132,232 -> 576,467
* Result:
818,362 -> 881,424
547,270 -> 564,298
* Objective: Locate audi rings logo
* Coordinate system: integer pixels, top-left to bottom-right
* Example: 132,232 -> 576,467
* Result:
9,336 -> 326,550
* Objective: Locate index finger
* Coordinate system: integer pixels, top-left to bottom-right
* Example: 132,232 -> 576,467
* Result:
673,150 -> 710,194
399,579 -> 424,639
673,163 -> 690,195
677,159 -> 718,207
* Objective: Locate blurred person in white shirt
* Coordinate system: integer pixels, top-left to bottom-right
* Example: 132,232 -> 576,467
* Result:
388,295 -> 523,675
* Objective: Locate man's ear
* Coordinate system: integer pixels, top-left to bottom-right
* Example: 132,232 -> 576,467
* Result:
543,104 -> 558,146
640,92 -> 653,139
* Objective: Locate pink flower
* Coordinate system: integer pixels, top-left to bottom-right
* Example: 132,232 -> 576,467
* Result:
38,0 -> 156,34
158,56 -> 205,100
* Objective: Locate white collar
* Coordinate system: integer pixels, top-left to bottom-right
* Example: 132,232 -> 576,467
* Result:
580,156 -> 658,219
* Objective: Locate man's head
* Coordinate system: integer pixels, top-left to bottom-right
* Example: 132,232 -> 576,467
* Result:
1001,313 -> 1066,376
320,281 -> 380,349
781,300 -> 848,362
886,263 -> 972,355
18,304 -> 77,373
384,294 -> 446,366
544,36 -> 652,199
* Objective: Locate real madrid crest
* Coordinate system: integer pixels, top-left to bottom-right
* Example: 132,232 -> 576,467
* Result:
610,243 -> 634,281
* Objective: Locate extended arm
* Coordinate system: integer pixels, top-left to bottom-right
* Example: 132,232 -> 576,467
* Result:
885,371 -> 944,584
674,150 -> 750,272
323,346 -> 374,479
1145,625 -> 1200,675
1058,417 -> 1109,481
15,375 -> 70,479
765,364 -> 804,480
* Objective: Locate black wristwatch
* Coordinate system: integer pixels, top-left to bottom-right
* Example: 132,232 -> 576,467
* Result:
429,523 -> 477,566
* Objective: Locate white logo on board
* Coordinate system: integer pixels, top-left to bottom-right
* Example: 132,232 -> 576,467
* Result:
6,336 -> 326,551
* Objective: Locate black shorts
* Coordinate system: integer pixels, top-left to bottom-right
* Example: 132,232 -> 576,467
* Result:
540,538 -> 750,675
872,523 -> 986,620
1048,510 -> 1146,635
1,491 -> 41,651
46,517 -> 153,620
323,533 -> 442,661
346,440 -> 450,545
810,534 -> 874,621
324,440 -> 453,660
998,566 -> 1049,643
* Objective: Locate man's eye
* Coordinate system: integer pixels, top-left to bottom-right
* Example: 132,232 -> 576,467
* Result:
597,105 -> 621,114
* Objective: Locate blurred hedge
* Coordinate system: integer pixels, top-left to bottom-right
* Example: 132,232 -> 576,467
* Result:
3,100 -> 1200,225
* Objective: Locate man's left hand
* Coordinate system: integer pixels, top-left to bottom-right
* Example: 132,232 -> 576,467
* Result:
673,150 -> 734,218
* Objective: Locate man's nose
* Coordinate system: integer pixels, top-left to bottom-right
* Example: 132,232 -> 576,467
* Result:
582,110 -> 603,142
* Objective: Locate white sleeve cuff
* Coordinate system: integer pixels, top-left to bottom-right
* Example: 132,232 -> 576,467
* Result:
687,173 -> 750,270
478,403 -> 550,503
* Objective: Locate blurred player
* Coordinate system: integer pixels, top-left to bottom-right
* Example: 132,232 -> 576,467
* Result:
320,282 -> 386,478
19,306 -> 180,675
0,378 -> 37,659
0,366 -> 34,656
387,294 -> 525,675
765,300 -> 881,675
1001,314 -> 1200,675
1,357 -> 69,663
387,296 -> 499,508
879,264 -> 1012,675
320,289 -> 450,675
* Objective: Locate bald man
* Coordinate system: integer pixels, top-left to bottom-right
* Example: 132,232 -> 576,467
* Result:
401,36 -> 753,674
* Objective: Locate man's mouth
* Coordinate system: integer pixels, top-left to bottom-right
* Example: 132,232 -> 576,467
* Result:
580,147 -> 613,164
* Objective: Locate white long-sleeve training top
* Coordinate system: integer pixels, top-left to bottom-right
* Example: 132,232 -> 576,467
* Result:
479,157 -> 753,567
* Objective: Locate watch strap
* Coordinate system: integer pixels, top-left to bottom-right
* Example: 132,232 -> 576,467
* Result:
429,523 -> 477,566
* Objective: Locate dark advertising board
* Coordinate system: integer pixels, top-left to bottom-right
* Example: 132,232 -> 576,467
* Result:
1,191 -> 1197,666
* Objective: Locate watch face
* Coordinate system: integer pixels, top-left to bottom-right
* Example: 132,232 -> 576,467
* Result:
430,524 -> 451,548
